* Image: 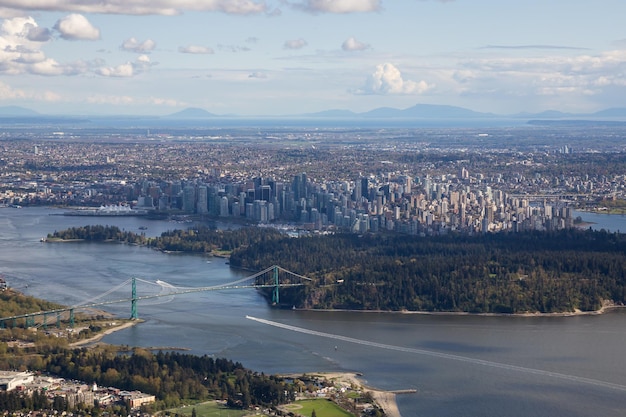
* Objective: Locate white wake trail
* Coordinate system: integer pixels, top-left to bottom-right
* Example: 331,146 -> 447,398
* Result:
246,315 -> 626,392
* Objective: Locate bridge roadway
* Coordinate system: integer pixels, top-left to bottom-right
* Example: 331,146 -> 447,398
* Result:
0,265 -> 311,327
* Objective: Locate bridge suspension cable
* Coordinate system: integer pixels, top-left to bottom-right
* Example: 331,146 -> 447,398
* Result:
0,265 -> 312,325
72,277 -> 133,308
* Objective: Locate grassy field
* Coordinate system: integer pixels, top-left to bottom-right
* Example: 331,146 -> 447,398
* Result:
165,401 -> 254,417
282,399 -> 354,417
167,398 -> 354,417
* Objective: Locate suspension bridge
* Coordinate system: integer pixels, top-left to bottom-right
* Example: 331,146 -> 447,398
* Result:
0,265 -> 312,330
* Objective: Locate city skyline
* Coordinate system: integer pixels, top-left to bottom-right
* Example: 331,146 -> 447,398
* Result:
0,0 -> 625,116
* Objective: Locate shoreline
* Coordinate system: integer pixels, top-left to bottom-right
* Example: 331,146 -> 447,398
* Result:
293,302 -> 626,318
67,319 -> 406,416
282,372 -> 406,417
69,320 -> 141,347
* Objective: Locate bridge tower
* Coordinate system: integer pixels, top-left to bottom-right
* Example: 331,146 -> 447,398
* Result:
131,276 -> 138,319
272,265 -> 280,305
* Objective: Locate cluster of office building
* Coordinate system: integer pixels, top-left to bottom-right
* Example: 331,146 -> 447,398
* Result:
0,371 -> 154,411
131,168 -> 580,235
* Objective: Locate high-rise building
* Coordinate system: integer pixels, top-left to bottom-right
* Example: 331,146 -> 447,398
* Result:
197,186 -> 208,214
182,185 -> 196,213
220,196 -> 229,216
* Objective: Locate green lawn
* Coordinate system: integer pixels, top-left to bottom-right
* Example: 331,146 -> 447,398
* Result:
283,399 -> 354,417
165,401 -> 252,417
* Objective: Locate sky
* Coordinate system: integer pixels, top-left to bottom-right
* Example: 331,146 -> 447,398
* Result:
0,0 -> 625,116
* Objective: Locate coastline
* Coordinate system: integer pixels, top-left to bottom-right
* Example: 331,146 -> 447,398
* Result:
67,320 -> 406,416
293,301 -> 625,318
282,372 -> 405,417
69,320 -> 141,347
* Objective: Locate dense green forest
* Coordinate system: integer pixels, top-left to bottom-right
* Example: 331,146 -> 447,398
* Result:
47,225 -> 283,254
0,389 -> 49,413
229,229 -> 626,314
145,226 -> 283,253
47,225 -> 148,244
43,348 -> 294,409
0,290 -> 66,318
0,346 -> 294,413
48,225 -> 626,314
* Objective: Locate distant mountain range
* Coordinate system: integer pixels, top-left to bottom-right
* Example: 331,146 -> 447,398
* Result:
1,104 -> 626,121
300,104 -> 626,120
161,104 -> 626,120
0,106 -> 41,116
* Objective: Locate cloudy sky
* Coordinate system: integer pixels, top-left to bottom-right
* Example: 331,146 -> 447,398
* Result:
0,0 -> 625,116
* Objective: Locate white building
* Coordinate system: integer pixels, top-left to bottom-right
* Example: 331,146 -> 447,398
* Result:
0,371 -> 34,391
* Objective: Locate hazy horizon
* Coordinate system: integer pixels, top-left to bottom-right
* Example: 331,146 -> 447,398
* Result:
0,1 -> 624,117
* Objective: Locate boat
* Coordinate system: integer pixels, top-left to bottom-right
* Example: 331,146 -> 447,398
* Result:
63,204 -> 148,217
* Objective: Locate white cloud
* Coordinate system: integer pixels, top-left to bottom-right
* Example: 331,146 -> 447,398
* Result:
454,49 -> 626,98
248,71 -> 268,78
0,80 -> 60,101
87,94 -> 135,105
25,25 -> 52,42
284,38 -> 307,50
97,62 -> 134,77
0,80 -> 26,98
0,17 -> 94,76
29,58 -> 65,75
54,14 -> 100,41
179,45 -> 214,54
217,44 -> 250,52
149,96 -> 183,106
121,37 -> 156,53
342,36 -> 370,51
12,48 -> 46,64
291,0 -> 380,13
0,0 -> 267,15
86,94 -> 184,107
357,63 -> 433,95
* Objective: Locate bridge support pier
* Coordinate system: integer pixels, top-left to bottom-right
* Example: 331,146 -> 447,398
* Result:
272,266 -> 280,305
131,277 -> 138,319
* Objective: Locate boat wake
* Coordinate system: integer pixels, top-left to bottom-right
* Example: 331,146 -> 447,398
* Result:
246,315 -> 626,392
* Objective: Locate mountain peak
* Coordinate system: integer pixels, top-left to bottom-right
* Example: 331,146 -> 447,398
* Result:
0,106 -> 41,116
166,107 -> 217,119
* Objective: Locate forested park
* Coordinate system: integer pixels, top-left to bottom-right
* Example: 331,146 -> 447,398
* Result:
48,225 -> 626,314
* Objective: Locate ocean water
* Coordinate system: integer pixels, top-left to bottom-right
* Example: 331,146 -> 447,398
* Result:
2,207 -> 626,417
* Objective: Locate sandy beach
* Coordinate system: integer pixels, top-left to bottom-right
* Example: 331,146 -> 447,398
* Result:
69,320 -> 140,347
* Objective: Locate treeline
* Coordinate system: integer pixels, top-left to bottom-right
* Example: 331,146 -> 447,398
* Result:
0,290 -> 65,319
43,348 -> 293,409
145,226 -> 284,253
0,390 -> 49,413
47,225 -> 147,244
229,229 -> 626,314
47,225 -> 284,254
